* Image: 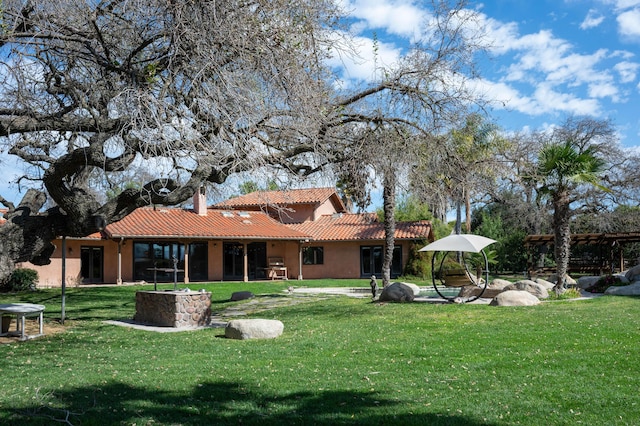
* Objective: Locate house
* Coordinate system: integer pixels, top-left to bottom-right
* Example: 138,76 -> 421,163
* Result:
15,188 -> 433,287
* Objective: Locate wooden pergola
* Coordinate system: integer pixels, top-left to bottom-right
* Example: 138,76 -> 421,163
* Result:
524,232 -> 640,276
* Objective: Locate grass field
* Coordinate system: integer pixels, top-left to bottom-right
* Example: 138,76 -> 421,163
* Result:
0,280 -> 639,425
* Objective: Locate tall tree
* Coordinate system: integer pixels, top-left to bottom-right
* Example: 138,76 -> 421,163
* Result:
410,115 -> 507,231
0,0 -> 488,283
0,0 -> 343,281
536,129 -> 609,292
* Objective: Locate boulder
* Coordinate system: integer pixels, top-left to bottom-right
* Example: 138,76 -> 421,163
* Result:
548,273 -> 577,286
458,285 -> 504,299
624,264 -> 640,282
397,282 -> 421,296
577,276 -> 601,290
379,282 -> 415,303
534,278 -> 555,290
230,291 -> 254,301
225,319 -> 284,340
490,290 -> 541,307
604,282 -> 640,296
489,279 -> 512,290
616,273 -> 630,284
503,280 -> 549,299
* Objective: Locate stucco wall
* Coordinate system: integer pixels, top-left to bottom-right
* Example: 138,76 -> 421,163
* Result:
22,237 -> 412,286
300,241 -> 410,279
23,238 -> 119,288
313,198 -> 340,220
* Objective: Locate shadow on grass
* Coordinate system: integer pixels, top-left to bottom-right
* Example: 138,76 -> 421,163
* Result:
6,380 -> 496,426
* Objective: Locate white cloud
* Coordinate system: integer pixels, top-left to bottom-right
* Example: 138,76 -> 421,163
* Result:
533,83 -> 601,116
345,0 -> 427,39
615,60 -> 640,82
617,8 -> 640,38
325,33 -> 402,85
580,9 -> 605,29
588,81 -> 620,99
613,0 -> 640,9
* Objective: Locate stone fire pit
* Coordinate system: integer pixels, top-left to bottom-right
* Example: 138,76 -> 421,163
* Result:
134,290 -> 211,328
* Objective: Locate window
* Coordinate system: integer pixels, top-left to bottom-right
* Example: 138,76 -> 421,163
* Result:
360,245 -> 402,278
133,241 -> 185,282
303,246 -> 324,265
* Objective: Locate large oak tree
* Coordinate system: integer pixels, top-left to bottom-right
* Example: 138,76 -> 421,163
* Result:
0,0 -> 487,283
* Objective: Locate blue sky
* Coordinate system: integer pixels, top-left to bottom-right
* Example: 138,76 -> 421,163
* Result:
1,0 -> 639,207
334,0 -> 640,147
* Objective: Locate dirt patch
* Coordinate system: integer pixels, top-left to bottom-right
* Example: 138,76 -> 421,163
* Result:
0,318 -> 67,344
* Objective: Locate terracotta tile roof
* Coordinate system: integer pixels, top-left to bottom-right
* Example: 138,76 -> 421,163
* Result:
215,187 -> 346,211
287,213 -> 432,242
104,207 -> 312,240
68,232 -> 104,240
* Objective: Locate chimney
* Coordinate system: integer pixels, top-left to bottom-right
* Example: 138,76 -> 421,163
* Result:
193,187 -> 207,216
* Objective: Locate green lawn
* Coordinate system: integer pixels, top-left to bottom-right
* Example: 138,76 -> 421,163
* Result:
1,281 -> 639,425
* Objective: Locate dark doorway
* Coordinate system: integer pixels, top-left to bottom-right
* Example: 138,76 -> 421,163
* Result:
189,242 -> 208,281
360,245 -> 402,278
223,242 -> 267,280
248,242 -> 267,280
81,246 -> 104,283
223,242 -> 244,280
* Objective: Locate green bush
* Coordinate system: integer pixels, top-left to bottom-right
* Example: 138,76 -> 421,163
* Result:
402,241 -> 431,278
2,268 -> 39,292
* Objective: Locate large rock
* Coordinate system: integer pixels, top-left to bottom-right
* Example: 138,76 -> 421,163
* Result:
604,282 -> 640,296
379,282 -> 415,303
458,285 -> 504,299
548,273 -> 577,286
397,282 -> 421,296
225,319 -> 284,340
503,280 -> 549,299
616,273 -> 630,284
489,290 -> 541,306
230,291 -> 254,301
577,276 -> 601,290
489,279 -> 512,290
534,278 -> 555,290
625,265 -> 640,282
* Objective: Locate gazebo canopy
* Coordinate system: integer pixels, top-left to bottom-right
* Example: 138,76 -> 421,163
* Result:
419,234 -> 496,253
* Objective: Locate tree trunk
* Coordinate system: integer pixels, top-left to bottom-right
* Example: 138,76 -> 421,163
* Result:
465,187 -> 471,233
455,200 -> 462,235
382,172 -> 396,287
553,190 -> 571,293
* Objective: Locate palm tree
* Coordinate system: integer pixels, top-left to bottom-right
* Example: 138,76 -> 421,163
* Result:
537,141 -> 607,292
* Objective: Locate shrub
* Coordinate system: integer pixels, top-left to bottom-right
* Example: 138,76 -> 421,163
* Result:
547,287 -> 582,300
403,241 -> 431,278
2,268 -> 39,292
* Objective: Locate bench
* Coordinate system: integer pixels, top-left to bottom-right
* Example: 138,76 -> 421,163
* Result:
0,303 -> 45,341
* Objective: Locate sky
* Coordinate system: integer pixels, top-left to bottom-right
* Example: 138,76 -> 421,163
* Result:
1,0 -> 639,208
334,0 -> 640,147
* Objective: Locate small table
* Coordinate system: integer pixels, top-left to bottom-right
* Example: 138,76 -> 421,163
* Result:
0,303 -> 45,341
267,266 -> 288,280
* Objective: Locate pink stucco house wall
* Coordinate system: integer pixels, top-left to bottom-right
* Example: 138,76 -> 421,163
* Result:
15,188 -> 433,287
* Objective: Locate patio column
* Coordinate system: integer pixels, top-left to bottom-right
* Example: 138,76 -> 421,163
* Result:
117,238 -> 123,285
298,241 -> 303,280
243,242 -> 249,282
183,242 -> 190,284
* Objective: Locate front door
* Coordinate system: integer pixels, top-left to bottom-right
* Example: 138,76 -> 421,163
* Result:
360,245 -> 403,278
223,242 -> 244,280
81,246 -> 103,284
248,242 -> 267,280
